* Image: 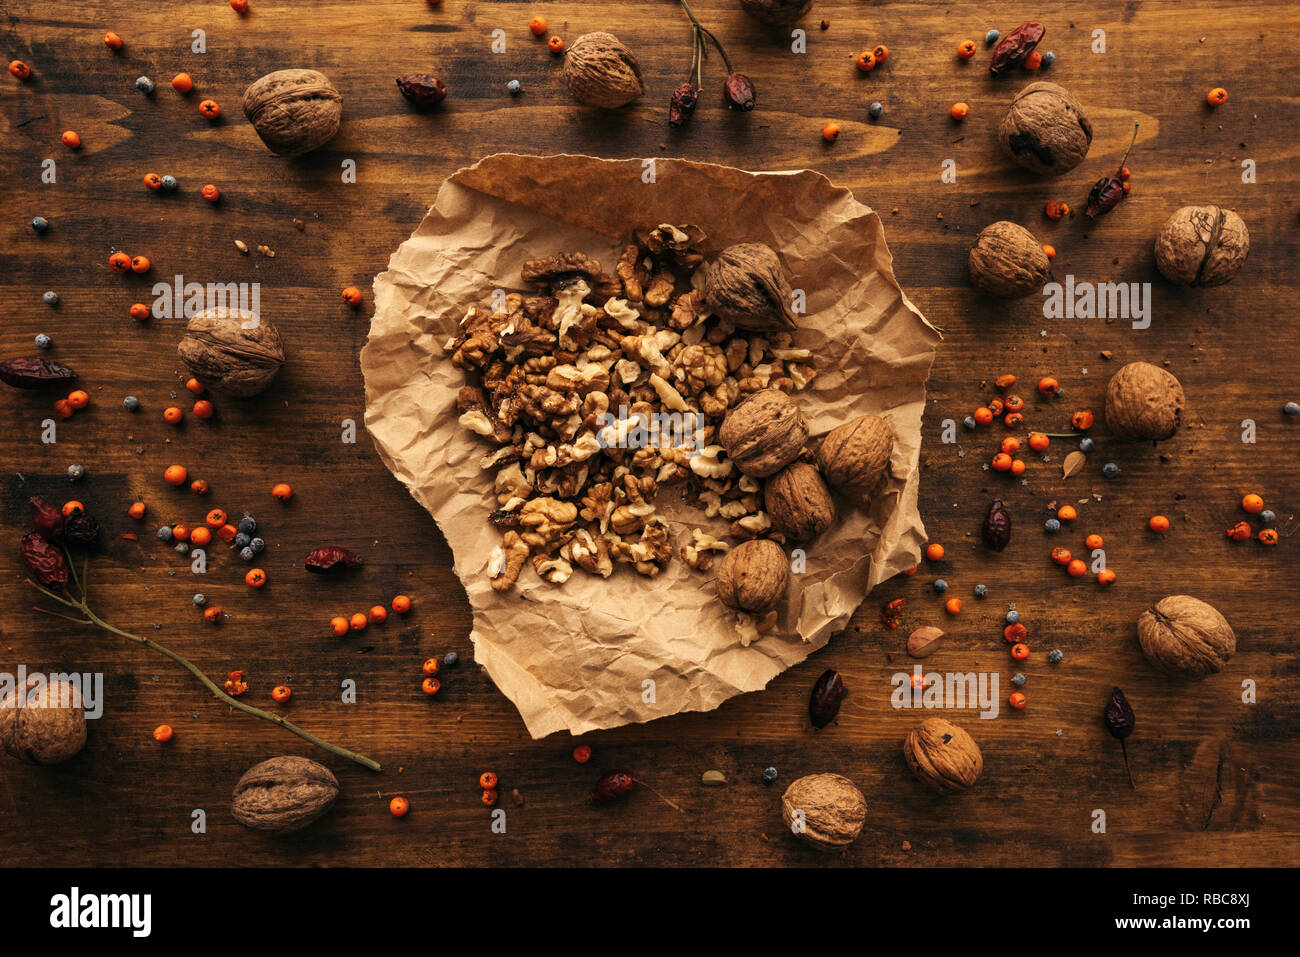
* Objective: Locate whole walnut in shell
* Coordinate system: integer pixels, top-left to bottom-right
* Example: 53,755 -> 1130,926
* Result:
764,461 -> 835,541
562,33 -> 645,109
0,677 -> 87,765
1154,206 -> 1250,287
1138,595 -> 1236,679
998,81 -> 1093,175
903,717 -> 983,793
715,538 -> 789,614
231,755 -> 339,833
780,772 -> 867,851
739,0 -> 814,27
968,222 -> 1051,299
242,69 -> 343,157
703,243 -> 796,331
1104,361 -> 1185,441
178,308 -> 286,398
719,389 -> 808,478
815,414 -> 894,502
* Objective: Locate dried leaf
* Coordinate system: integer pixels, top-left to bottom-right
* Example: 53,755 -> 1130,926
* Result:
1062,450 -> 1086,478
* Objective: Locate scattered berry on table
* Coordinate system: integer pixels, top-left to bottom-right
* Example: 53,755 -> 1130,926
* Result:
389,797 -> 409,818
157,526 -> 174,542
1079,437 -> 1095,453
957,40 -> 977,59
507,79 -> 521,95
1206,87 -> 1228,107
42,291 -> 59,306
175,542 -> 189,555
1044,518 -> 1061,533
193,593 -> 206,606
572,745 -> 591,764
1148,515 -> 1170,533
160,174 -> 178,193
1041,50 -> 1055,67
974,584 -> 988,599
1048,649 -> 1063,664
1241,493 -> 1264,514
529,16 -> 547,36
1259,529 -> 1279,546
950,102 -> 969,121
201,183 -> 220,203
135,75 -> 155,94
153,725 -> 173,743
271,483 -> 293,501
67,464 -> 85,481
244,568 -> 267,588
171,73 -> 193,94
984,29 -> 1000,45
422,657 -> 440,677
868,101 -> 883,119
1101,462 -> 1120,479
963,415 -> 977,430
822,122 -> 840,142
123,396 -> 140,411
239,546 -> 255,561
1009,692 -> 1027,710
932,579 -> 948,594
250,537 -> 265,553
233,532 -> 251,549
763,766 -> 779,784
1005,609 -> 1020,625
35,334 -> 52,350
1011,673 -> 1026,687
31,216 -> 50,234
237,516 -> 256,535
198,99 -> 221,119
421,677 -> 441,695
925,542 -> 945,561
1097,568 -> 1117,585
443,651 -> 459,667
1260,510 -> 1276,524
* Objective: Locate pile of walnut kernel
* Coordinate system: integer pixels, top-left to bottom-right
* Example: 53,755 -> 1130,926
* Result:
445,224 -> 820,597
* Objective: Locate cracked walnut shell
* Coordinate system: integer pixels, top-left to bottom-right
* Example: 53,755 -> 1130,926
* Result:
719,388 -> 808,478
177,308 -> 286,398
242,69 -> 342,157
1154,206 -> 1250,287
1104,361 -> 1185,441
764,461 -> 835,541
231,755 -> 339,833
997,81 -> 1093,175
1138,595 -> 1236,679
715,538 -> 789,615
903,717 -> 983,793
562,32 -> 645,109
814,414 -> 894,502
0,677 -> 86,765
703,243 -> 797,331
968,221 -> 1051,299
780,773 -> 867,851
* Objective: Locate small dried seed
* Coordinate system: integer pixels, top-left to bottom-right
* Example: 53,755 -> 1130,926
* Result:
234,239 -> 249,254
1062,450 -> 1087,478
701,770 -> 727,787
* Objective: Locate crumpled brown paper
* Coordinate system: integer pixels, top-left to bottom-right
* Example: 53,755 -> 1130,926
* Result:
361,153 -> 939,738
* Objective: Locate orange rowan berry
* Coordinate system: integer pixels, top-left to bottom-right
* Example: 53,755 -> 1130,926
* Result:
171,73 -> 193,93
129,303 -> 150,321
271,685 -> 291,703
973,407 -> 994,425
547,36 -> 564,54
130,255 -> 150,273
1226,521 -> 1251,541
272,483 -> 293,501
368,605 -> 388,624
198,99 -> 220,119
163,406 -> 183,424
129,502 -> 147,520
1004,394 -> 1025,413
529,16 -> 547,36
924,543 -> 945,561
956,40 -> 977,59
1045,200 -> 1069,220
1037,377 -> 1060,396
482,789 -> 499,807
1011,643 -> 1030,661
1028,432 -> 1050,451
988,397 -> 1005,416
190,479 -> 209,495
855,51 -> 877,72
144,172 -> 162,190
573,744 -> 592,763
67,389 -> 90,409
1241,494 -> 1264,514
153,724 -> 173,743
201,183 -> 220,202
330,616 -> 350,637
1148,515 -> 1170,533
872,44 -> 889,63
217,524 -> 237,542
203,606 -> 223,623
341,286 -> 362,306
1258,529 -> 1278,546
61,500 -> 85,517
1004,412 -> 1024,428
61,130 -> 81,149
389,796 -> 409,817
992,453 -> 1013,472
184,377 -> 204,394
1009,692 -> 1027,710
349,613 -> 368,632
1071,409 -> 1094,430
1001,437 -> 1021,455
945,598 -> 962,615
910,673 -> 925,691
171,524 -> 191,542
1009,459 -> 1026,476
822,122 -> 841,142
231,0 -> 250,13
1051,547 -> 1072,566
1122,181 -> 1132,194
53,398 -> 76,420
391,595 -> 412,614
164,465 -> 188,486
1004,623 -> 1027,644
479,771 -> 498,790
1041,244 -> 1056,259
421,677 -> 441,695
422,657 -> 440,677
1067,559 -> 1087,577
193,399 -> 214,419
245,568 -> 267,588
105,32 -> 124,50
1057,505 -> 1077,522
950,102 -> 969,121
1097,568 -> 1117,585
1206,87 -> 1227,107
1023,50 -> 1043,70
189,526 -> 212,547
994,374 -> 1017,392
8,59 -> 31,79
109,252 -> 132,272
1084,533 -> 1104,550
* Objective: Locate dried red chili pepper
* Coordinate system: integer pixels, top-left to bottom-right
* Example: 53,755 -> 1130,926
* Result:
989,22 -> 1045,76
668,81 -> 699,127
21,532 -> 68,586
1085,123 -> 1140,220
0,357 -> 78,389
303,545 -> 362,573
29,497 -> 64,541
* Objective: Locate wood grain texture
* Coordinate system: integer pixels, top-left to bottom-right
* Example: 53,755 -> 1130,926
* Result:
2,0 -> 1298,867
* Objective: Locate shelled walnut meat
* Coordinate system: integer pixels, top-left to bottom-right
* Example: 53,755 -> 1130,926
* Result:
1138,595 -> 1236,679
0,677 -> 87,765
1104,361 -> 1185,441
903,717 -> 983,793
969,221 -> 1051,299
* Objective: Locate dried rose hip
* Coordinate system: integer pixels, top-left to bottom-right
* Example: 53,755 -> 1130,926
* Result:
0,357 -> 78,389
809,668 -> 846,729
982,500 -> 1012,551
396,74 -> 447,109
21,531 -> 69,586
29,496 -> 64,541
989,21 -> 1045,76
304,546 -> 362,573
723,72 -> 756,111
63,508 -> 100,547
668,81 -> 699,128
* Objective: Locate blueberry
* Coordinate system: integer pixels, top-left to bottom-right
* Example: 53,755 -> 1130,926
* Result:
762,766 -> 779,784
933,579 -> 948,594
1006,610 -> 1020,624
67,464 -> 85,481
1284,402 -> 1300,416
175,542 -> 190,555
1041,50 -> 1055,67
1047,649 -> 1064,664
31,216 -> 50,234
507,79 -> 521,95
157,526 -> 174,542
443,651 -> 459,667
42,291 -> 59,306
193,593 -> 206,606
35,334 -> 52,350
1011,672 -> 1026,687
135,75 -> 155,94
1079,437 -> 1095,453
250,537 -> 265,553
160,175 -> 178,193
963,415 -> 977,430
239,546 -> 255,561
1044,518 -> 1061,533
974,584 -> 988,599
868,101 -> 883,119
985,28 -> 1000,45
238,516 -> 256,535
123,395 -> 140,411
233,532 -> 251,549
1260,510 -> 1276,524
1102,462 -> 1120,479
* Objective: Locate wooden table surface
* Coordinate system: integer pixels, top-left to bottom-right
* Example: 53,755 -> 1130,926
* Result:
2,0 -> 1297,868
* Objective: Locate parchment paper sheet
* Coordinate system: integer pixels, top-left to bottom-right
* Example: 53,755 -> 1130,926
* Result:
361,153 -> 940,738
